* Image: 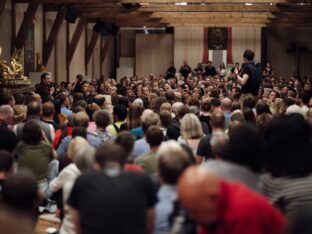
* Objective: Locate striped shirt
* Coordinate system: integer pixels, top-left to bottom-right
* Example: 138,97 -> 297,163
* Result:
263,173 -> 312,216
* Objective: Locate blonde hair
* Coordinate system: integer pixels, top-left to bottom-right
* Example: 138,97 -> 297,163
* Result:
68,136 -> 89,161
180,113 -> 204,139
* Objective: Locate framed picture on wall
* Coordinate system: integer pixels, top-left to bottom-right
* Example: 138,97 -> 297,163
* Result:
208,27 -> 228,50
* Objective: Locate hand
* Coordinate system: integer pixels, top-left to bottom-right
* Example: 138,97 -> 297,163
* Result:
234,68 -> 239,76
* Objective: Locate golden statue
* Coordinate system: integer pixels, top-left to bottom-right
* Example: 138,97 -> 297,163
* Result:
0,46 -> 15,79
36,52 -> 47,72
0,46 -> 31,88
10,49 -> 23,77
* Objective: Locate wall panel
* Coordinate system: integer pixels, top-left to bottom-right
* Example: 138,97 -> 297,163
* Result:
136,34 -> 173,77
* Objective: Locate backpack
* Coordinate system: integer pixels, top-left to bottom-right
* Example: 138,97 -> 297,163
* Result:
248,62 -> 263,83
112,123 -> 128,133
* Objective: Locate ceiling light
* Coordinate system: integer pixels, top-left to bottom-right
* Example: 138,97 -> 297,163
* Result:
175,2 -> 188,6
245,2 -> 253,6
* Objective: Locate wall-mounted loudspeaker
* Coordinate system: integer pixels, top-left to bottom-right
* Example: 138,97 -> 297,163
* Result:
65,7 -> 80,24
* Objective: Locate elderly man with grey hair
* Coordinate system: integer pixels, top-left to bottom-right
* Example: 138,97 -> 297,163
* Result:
0,105 -> 17,152
153,141 -> 193,234
50,137 -> 95,234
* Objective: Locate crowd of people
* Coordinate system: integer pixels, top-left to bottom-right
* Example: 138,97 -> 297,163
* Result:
0,49 -> 311,234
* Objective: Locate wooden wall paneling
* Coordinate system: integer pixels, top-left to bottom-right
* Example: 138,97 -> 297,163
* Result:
42,8 -> 65,65
100,35 -> 113,71
119,30 -> 135,57
11,0 -> 16,54
85,30 -> 100,69
14,0 -> 40,51
174,27 -> 203,69
135,34 -> 173,77
66,17 -> 86,65
0,0 -> 6,14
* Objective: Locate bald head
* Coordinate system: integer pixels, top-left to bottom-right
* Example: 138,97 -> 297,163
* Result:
178,166 -> 221,225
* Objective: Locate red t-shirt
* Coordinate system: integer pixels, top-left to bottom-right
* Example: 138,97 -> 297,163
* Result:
124,163 -> 144,173
199,180 -> 286,234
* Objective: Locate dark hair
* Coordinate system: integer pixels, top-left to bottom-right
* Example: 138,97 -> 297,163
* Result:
26,102 -> 41,118
160,110 -> 172,128
146,126 -> 163,148
95,142 -> 127,168
242,94 -> 256,109
0,94 -> 12,106
0,151 -> 14,173
299,92 -> 310,105
115,131 -> 135,157
93,110 -> 111,129
263,114 -> 312,177
211,98 -> 221,107
14,94 -> 25,105
243,108 -> 256,124
243,49 -> 255,61
225,123 -> 262,172
94,95 -> 105,107
40,72 -> 50,81
72,126 -> 87,139
73,92 -> 85,102
256,101 -> 272,116
118,96 -> 129,108
22,120 -> 42,145
113,105 -> 127,122
2,170 -> 38,213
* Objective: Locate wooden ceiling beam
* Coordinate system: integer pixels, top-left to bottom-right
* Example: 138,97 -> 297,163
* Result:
40,0 -> 310,3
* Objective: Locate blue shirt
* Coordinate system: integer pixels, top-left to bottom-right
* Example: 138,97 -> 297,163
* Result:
132,138 -> 150,160
154,185 -> 177,234
57,133 -> 101,156
61,106 -> 72,116
130,127 -> 144,140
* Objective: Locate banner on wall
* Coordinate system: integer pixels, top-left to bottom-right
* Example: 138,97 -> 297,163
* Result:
203,27 -> 233,65
24,22 -> 35,76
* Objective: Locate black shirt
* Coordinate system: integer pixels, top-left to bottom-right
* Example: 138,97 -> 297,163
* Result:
68,170 -> 157,234
179,65 -> 191,79
196,135 -> 212,160
241,63 -> 260,95
205,66 -> 217,77
166,66 -> 176,79
0,122 -> 17,153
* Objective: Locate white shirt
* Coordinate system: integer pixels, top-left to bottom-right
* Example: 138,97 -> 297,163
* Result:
49,164 -> 80,234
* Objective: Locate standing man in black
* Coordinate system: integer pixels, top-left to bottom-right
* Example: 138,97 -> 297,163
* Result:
179,60 -> 191,80
36,73 -> 52,102
204,61 -> 217,77
165,62 -> 176,80
235,49 -> 262,96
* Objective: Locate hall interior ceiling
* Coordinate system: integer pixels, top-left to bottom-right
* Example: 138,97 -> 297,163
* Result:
26,0 -> 312,27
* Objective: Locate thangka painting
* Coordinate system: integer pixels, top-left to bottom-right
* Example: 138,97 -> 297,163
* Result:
208,27 -> 228,50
